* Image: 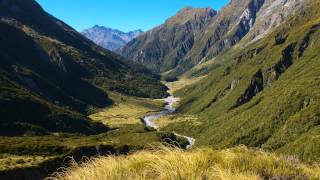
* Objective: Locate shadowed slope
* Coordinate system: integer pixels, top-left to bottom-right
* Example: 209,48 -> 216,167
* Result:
0,0 -> 168,135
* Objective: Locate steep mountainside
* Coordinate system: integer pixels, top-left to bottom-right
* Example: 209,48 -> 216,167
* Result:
120,0 -> 304,79
82,26 -> 143,51
0,0 -> 167,136
167,0 -> 320,162
120,7 -> 217,77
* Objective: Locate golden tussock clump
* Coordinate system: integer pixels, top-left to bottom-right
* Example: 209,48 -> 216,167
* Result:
48,145 -> 320,180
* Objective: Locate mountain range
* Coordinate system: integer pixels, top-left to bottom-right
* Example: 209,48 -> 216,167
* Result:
82,26 -> 143,51
120,0 -> 305,79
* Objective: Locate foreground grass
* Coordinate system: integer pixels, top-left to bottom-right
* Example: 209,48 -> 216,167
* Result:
49,146 -> 320,180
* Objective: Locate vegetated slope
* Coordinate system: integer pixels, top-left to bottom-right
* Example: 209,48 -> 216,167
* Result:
50,145 -> 320,180
0,0 -> 168,136
82,25 -> 143,51
172,0 -> 320,162
120,0 -> 303,79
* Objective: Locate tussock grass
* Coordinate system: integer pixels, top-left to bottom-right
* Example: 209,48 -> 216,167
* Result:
0,154 -> 54,171
48,146 -> 320,180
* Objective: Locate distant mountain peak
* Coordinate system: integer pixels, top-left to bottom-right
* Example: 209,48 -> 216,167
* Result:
81,26 -> 143,51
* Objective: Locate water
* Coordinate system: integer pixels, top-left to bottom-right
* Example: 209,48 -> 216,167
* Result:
142,95 -> 176,129
141,88 -> 195,148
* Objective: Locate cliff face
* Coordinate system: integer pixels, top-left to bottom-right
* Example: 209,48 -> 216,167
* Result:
244,0 -> 305,42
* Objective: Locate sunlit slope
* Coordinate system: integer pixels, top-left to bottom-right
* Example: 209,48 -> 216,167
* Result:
170,1 -> 320,162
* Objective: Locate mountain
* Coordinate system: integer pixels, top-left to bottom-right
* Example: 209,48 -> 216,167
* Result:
120,7 -> 217,77
0,0 -> 167,136
120,0 -> 304,80
164,0 -> 320,162
82,26 -> 143,51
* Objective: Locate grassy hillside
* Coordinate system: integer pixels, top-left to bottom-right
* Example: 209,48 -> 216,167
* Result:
159,0 -> 320,162
0,80 -> 108,136
49,146 -> 320,180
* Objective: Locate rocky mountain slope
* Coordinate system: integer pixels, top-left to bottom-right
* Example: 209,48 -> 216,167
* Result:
120,0 -> 304,79
165,0 -> 320,162
0,0 -> 167,136
120,7 -> 217,76
82,25 -> 143,51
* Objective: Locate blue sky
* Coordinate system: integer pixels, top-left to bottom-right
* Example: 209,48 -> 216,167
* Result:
36,0 -> 229,32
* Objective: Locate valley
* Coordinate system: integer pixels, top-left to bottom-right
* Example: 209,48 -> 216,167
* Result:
0,90 -> 184,179
1,0 -> 320,179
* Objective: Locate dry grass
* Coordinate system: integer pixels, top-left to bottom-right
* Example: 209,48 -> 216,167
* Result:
0,154 -> 54,171
48,146 -> 320,180
90,92 -> 164,128
90,103 -> 149,128
154,115 -> 202,129
166,76 -> 206,93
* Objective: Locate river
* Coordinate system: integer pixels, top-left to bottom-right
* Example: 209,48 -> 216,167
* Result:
141,86 -> 195,149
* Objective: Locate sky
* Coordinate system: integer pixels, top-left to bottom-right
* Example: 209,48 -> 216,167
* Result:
36,0 -> 229,32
